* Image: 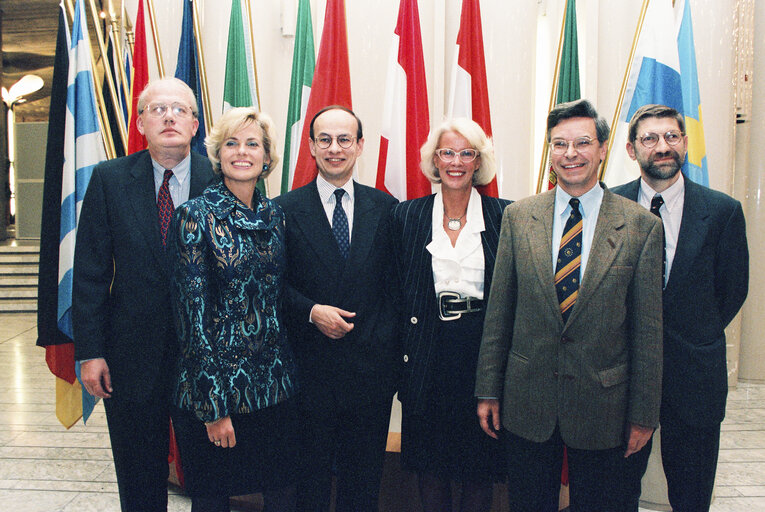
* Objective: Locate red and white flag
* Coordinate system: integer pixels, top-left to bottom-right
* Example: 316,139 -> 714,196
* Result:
375,0 -> 431,201
127,0 -> 149,154
291,0 -> 353,190
447,0 -> 498,197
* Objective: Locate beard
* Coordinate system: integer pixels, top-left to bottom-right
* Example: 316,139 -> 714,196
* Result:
640,151 -> 684,181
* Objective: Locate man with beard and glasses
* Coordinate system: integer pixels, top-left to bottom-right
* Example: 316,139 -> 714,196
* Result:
613,104 -> 749,512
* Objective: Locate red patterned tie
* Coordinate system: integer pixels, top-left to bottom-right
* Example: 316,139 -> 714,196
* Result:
158,169 -> 175,247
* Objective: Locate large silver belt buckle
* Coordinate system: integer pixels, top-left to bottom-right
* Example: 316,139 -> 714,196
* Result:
438,291 -> 462,321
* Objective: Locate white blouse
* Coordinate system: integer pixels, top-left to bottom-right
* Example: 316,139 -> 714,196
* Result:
427,188 -> 486,299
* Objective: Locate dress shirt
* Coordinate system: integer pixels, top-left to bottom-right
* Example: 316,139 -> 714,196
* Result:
551,183 -> 604,284
151,153 -> 192,206
427,188 -> 486,299
638,173 -> 684,286
316,173 -> 355,243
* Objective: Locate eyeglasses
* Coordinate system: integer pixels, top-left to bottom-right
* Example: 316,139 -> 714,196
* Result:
637,131 -> 684,148
549,137 -> 595,155
435,148 -> 479,163
141,102 -> 195,119
313,135 -> 356,149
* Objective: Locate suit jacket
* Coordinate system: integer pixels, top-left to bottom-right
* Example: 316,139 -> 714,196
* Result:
73,150 -> 214,401
475,185 -> 664,450
170,182 -> 297,423
275,180 -> 399,407
613,177 -> 749,427
389,193 -> 511,414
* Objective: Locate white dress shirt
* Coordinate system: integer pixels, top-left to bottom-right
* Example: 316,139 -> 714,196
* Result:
638,173 -> 685,286
551,183 -> 604,284
151,153 -> 192,206
316,173 -> 355,243
428,188 -> 486,299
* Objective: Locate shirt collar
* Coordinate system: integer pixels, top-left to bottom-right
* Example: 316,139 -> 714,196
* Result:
639,173 -> 685,214
433,187 -> 486,235
151,153 -> 191,184
555,182 -> 603,219
316,173 -> 355,205
203,181 -> 279,231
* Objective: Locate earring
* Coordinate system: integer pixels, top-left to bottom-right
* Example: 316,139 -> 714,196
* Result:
262,163 -> 269,171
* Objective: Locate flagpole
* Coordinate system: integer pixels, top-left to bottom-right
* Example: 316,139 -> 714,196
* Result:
65,0 -> 117,160
191,0 -> 213,134
123,2 -> 134,57
108,0 -> 131,120
242,0 -> 262,107
535,3 -> 568,194
599,0 -> 650,181
145,0 -> 165,78
87,0 -> 128,154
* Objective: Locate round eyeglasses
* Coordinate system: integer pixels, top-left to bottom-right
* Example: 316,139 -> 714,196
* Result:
435,148 -> 479,163
313,135 -> 356,149
549,137 -> 595,155
637,131 -> 684,148
142,102 -> 195,119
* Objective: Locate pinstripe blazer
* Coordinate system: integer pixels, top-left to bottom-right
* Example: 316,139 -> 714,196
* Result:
389,193 -> 511,414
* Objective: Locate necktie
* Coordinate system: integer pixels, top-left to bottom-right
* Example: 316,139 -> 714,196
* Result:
157,169 -> 175,247
555,198 -> 582,323
332,189 -> 350,260
650,194 -> 666,288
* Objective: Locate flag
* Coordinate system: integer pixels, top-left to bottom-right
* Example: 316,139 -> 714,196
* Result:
37,1 -> 81,430
222,0 -> 260,112
108,23 -> 131,130
103,30 -> 126,158
280,0 -> 315,194
375,0 -> 431,201
127,0 -> 149,154
290,0 -> 352,190
447,0 -> 497,197
676,0 -> 708,186
604,0 -> 707,187
222,0 -> 266,195
175,0 -> 207,156
546,0 -> 580,190
59,0 -> 108,425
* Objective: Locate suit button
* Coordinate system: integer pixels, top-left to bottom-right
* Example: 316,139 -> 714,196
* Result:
410,317 -> 418,324
553,371 -> 559,378
561,336 -> 571,344
403,354 -> 409,363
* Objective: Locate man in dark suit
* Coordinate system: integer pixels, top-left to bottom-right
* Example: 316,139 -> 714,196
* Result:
73,78 -> 214,512
475,99 -> 664,511
613,104 -> 749,511
275,106 -> 398,512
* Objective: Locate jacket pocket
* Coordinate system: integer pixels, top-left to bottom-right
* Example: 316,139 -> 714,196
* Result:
597,363 -> 628,388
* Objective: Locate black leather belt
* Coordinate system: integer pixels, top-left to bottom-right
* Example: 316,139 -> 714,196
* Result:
438,291 -> 483,321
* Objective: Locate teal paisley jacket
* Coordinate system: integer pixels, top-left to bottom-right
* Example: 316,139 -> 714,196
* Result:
170,181 -> 297,423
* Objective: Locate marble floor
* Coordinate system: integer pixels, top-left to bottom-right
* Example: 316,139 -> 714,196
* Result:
1,312 -> 764,511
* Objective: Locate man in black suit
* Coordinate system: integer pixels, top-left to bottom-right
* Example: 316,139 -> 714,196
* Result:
276,105 -> 398,512
614,104 -> 749,511
73,78 -> 214,511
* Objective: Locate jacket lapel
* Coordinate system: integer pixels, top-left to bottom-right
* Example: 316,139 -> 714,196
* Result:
527,191 -> 562,321
664,179 -> 707,295
342,183 -> 378,281
570,189 -> 625,325
128,151 -> 167,273
189,151 -> 211,198
292,181 -> 344,275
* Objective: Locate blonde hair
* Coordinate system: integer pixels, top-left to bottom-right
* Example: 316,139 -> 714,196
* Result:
205,107 -> 280,178
419,118 -> 496,185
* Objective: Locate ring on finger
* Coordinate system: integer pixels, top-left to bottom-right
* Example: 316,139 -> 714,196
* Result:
214,440 -> 221,446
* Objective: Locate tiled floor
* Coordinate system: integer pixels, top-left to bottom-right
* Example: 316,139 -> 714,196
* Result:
1,312 -> 764,511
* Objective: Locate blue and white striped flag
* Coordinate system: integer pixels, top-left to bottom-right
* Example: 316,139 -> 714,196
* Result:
605,0 -> 708,187
59,0 -> 107,422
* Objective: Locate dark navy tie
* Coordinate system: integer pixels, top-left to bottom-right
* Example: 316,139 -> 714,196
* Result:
555,198 -> 582,323
332,189 -> 350,260
650,194 -> 666,288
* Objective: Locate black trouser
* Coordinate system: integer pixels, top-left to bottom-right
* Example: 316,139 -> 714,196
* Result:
503,426 -> 647,512
295,392 -> 392,512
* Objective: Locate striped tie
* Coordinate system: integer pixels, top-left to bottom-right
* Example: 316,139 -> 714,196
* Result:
555,198 -> 582,323
157,169 -> 175,247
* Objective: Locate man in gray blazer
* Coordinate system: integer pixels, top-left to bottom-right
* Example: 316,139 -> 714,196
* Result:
475,99 -> 664,511
73,78 -> 214,511
614,104 -> 749,512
